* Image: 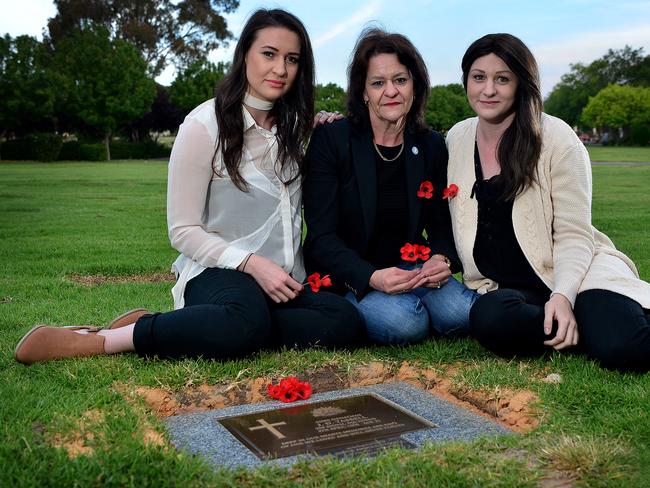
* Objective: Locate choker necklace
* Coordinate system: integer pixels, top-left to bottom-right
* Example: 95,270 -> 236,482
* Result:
243,92 -> 274,111
373,140 -> 404,162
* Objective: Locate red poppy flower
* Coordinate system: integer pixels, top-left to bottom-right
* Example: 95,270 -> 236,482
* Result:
295,382 -> 312,400
306,272 -> 333,292
267,384 -> 282,399
280,376 -> 300,389
417,180 -> 434,199
267,377 -> 313,402
280,388 -> 299,403
417,245 -> 431,261
307,272 -> 322,292
400,243 -> 418,262
443,183 -> 459,199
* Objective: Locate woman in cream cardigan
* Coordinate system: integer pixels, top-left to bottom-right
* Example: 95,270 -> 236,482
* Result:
446,33 -> 650,371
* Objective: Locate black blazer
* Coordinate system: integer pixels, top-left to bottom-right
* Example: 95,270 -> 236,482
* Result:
303,119 -> 458,299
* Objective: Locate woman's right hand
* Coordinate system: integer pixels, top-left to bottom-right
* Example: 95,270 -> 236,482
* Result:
242,254 -> 303,303
369,267 -> 423,295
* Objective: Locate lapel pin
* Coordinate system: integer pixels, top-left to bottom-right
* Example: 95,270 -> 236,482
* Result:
412,146 -> 419,155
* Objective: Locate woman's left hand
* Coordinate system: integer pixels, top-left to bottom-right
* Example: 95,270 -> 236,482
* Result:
418,256 -> 452,288
312,110 -> 344,128
543,293 -> 579,350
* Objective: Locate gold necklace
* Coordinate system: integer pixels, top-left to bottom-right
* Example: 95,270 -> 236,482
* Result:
373,140 -> 404,162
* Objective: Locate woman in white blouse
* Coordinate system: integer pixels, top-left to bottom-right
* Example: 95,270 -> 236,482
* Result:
15,9 -> 364,364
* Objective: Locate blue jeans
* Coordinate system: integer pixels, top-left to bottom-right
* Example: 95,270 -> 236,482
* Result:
346,277 -> 479,345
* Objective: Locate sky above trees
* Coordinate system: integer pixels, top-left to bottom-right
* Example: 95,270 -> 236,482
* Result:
3,0 -> 649,96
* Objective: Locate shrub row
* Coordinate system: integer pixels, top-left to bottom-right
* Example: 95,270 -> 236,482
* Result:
1,134 -> 63,161
1,136 -> 171,161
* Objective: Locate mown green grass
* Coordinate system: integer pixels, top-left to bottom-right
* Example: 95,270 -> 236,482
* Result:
1,161 -> 649,487
586,145 -> 650,162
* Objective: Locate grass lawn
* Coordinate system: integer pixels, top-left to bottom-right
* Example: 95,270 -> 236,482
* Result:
1,161 -> 649,487
586,145 -> 650,162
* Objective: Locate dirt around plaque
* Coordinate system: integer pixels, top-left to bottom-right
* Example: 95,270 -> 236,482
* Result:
218,393 -> 435,459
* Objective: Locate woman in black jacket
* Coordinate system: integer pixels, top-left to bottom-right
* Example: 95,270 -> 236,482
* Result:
303,28 -> 478,345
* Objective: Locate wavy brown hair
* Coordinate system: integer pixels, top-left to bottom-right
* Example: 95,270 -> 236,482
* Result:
213,9 -> 315,191
347,28 -> 429,133
462,33 -> 543,200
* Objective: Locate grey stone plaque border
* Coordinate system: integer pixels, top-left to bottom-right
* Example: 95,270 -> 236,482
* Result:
164,381 -> 513,470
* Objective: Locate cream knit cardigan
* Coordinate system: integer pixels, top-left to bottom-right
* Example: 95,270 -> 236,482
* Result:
446,113 -> 650,309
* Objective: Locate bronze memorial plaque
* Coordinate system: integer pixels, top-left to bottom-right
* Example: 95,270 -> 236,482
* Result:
218,393 -> 435,459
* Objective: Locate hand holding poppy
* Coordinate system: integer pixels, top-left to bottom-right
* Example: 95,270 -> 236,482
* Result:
369,267 -> 423,295
306,272 -> 333,293
418,256 -> 452,289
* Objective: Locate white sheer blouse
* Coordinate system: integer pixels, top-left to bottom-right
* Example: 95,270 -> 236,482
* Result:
167,99 -> 305,309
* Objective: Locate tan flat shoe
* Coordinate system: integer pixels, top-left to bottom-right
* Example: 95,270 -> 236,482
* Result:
14,326 -> 105,365
106,308 -> 151,330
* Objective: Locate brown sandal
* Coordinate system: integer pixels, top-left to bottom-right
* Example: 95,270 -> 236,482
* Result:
106,308 -> 151,330
14,326 -> 105,365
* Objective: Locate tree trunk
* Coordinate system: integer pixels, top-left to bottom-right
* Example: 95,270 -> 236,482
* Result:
104,133 -> 111,161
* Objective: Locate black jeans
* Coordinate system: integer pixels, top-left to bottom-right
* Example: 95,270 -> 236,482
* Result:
470,288 -> 650,371
133,267 -> 364,360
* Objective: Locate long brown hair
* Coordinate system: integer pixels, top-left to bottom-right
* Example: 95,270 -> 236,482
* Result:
462,33 -> 543,200
347,28 -> 429,133
213,9 -> 315,191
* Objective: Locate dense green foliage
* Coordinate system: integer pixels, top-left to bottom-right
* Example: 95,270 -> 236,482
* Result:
426,84 -> 474,133
315,83 -> 347,114
46,0 -> 239,76
1,133 -> 63,161
545,46 -> 650,134
0,160 -> 649,486
169,60 -> 229,115
54,26 -> 156,159
581,85 -> 650,144
0,35 -> 59,137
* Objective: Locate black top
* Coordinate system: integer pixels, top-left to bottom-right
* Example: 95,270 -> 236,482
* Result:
302,120 -> 457,298
365,144 -> 409,269
471,142 -> 550,293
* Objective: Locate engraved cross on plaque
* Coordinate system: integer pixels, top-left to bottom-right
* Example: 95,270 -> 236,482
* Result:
248,419 -> 287,439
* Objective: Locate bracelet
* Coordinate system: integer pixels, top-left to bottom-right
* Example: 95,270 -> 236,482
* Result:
240,253 -> 254,272
433,254 -> 451,268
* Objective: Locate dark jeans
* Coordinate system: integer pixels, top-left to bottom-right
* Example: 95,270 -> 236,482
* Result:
470,288 -> 650,371
133,267 -> 364,360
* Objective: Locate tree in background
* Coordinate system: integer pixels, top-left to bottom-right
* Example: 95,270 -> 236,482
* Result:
169,59 -> 228,115
54,26 -> 156,159
315,83 -> 346,114
47,0 -> 238,76
545,46 -> 649,128
128,84 -> 184,141
581,85 -> 650,145
0,35 -> 59,139
425,84 -> 474,133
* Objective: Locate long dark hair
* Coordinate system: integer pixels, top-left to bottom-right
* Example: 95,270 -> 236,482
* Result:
347,28 -> 429,132
462,33 -> 543,200
213,9 -> 315,191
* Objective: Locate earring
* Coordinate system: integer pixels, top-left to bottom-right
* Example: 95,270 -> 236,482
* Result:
364,99 -> 369,106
